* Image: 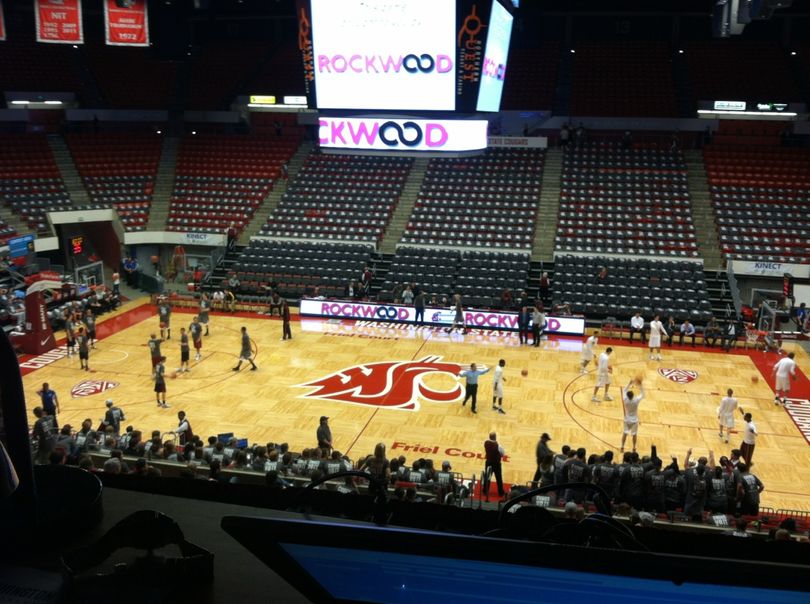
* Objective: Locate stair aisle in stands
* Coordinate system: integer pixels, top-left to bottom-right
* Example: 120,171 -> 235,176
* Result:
683,149 -> 724,271
532,147 -> 561,263
238,140 -> 313,245
379,157 -> 429,255
47,135 -> 88,205
146,136 -> 179,231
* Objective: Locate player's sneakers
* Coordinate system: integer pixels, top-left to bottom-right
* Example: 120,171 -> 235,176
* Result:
649,355 -> 654,360
250,366 -> 257,371
162,402 -> 171,408
604,395 -> 613,401
497,408 -> 506,415
591,396 -> 601,402
718,432 -> 723,438
232,367 -> 239,372
580,368 -> 586,374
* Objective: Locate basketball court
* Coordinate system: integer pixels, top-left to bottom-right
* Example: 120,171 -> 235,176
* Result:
18,299 -> 810,511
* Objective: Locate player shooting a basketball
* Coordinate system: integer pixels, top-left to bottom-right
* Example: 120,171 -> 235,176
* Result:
620,377 -> 645,453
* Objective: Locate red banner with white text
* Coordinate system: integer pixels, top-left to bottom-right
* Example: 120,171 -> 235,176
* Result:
0,1 -> 6,42
35,0 -> 84,44
104,0 -> 149,47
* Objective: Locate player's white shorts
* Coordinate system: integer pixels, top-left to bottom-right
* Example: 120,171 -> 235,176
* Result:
719,413 -> 735,429
623,420 -> 639,435
596,372 -> 611,387
493,382 -> 504,398
581,352 -> 594,363
648,335 -> 661,348
775,376 -> 791,392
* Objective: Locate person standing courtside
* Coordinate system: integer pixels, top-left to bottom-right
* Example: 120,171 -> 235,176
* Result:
592,347 -> 613,403
414,289 -> 425,326
738,410 -> 757,467
317,416 -> 333,453
580,330 -> 598,374
518,305 -> 530,345
460,363 -> 490,414
281,299 -> 292,340
491,359 -> 507,415
38,383 -> 60,428
532,303 -> 546,347
483,432 -> 506,500
648,314 -> 667,361
232,326 -> 257,371
84,309 -> 97,349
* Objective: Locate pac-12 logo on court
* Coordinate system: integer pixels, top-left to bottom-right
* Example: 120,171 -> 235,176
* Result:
296,356 -> 465,411
71,380 -> 120,398
657,368 -> 699,384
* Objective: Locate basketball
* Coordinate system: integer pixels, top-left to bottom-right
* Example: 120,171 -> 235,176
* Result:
635,374 -> 644,385
170,371 -> 178,379
521,369 -> 528,377
751,375 -> 759,384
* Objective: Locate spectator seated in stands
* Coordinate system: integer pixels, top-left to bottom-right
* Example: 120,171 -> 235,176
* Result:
679,319 -> 696,346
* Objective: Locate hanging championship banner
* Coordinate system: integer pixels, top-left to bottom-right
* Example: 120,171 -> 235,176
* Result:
0,1 -> 6,42
35,0 -> 84,44
104,0 -> 149,47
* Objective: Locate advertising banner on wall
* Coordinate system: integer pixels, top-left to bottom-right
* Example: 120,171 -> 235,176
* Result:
104,0 -> 149,47
35,0 -> 84,44
319,117 -> 488,152
299,299 -> 586,335
730,259 -> 810,279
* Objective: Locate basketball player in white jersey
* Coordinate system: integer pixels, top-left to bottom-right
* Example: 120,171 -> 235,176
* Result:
772,352 -> 797,406
620,379 -> 645,452
580,330 -> 599,374
648,314 -> 667,361
717,388 -> 738,444
491,359 -> 506,414
592,347 -> 613,403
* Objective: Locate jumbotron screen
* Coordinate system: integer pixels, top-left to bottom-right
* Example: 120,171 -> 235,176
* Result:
297,0 -> 514,113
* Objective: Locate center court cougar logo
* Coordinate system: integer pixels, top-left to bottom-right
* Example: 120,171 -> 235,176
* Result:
657,368 -> 699,384
296,356 -> 465,411
71,380 -> 119,398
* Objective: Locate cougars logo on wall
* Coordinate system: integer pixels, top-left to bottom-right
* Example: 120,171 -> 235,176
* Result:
71,379 -> 119,398
296,356 -> 467,411
657,368 -> 699,384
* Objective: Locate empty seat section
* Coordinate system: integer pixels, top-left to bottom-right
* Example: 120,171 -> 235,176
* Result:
556,141 -> 698,257
231,239 -> 374,299
554,254 -> 712,322
260,153 -> 411,245
501,41 -> 559,111
67,133 -> 163,231
705,144 -> 810,264
402,148 -> 543,250
167,134 -> 299,236
381,248 -> 530,308
0,134 -> 71,233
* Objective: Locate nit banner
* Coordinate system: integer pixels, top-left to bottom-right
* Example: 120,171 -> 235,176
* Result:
35,0 -> 84,44
104,0 -> 149,47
